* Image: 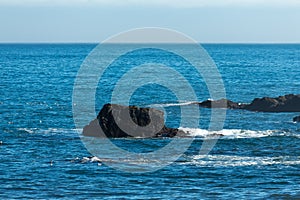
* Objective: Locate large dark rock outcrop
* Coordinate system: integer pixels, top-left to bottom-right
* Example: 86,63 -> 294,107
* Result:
244,94 -> 300,112
83,104 -> 181,138
197,94 -> 300,112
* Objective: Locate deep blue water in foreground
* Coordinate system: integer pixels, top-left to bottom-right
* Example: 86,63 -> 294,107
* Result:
0,44 -> 300,199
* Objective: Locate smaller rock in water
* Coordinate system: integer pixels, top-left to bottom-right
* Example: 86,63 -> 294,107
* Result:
293,116 -> 300,122
198,98 -> 242,109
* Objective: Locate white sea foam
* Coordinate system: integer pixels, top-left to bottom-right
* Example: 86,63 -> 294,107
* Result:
18,128 -> 37,134
17,128 -> 82,134
17,127 -> 299,139
178,127 -> 277,139
188,155 -> 300,167
77,154 -> 300,168
147,101 -> 198,108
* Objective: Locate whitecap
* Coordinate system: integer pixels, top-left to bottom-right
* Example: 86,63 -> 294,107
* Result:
17,128 -> 37,134
147,101 -> 198,108
178,127 -> 276,139
188,155 -> 300,167
17,127 -> 82,135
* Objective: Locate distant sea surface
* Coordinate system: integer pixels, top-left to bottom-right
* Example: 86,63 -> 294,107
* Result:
0,44 -> 299,199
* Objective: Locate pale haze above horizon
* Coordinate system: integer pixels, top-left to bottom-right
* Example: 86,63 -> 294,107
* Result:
0,0 -> 299,43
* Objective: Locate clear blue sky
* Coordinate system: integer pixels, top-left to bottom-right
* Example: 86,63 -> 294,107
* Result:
0,0 -> 299,43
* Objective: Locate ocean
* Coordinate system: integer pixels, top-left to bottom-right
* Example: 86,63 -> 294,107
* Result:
0,43 -> 299,199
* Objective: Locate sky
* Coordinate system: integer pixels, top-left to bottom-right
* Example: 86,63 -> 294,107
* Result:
0,0 -> 299,43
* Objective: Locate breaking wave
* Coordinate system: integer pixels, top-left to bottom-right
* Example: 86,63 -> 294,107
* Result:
178,127 -> 299,139
147,101 -> 198,108
16,127 -> 299,139
187,155 -> 300,167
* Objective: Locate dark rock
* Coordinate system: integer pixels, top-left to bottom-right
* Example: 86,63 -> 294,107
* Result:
245,94 -> 300,112
82,118 -> 106,137
198,98 -> 242,109
83,103 -> 180,138
195,94 -> 300,112
293,116 -> 300,122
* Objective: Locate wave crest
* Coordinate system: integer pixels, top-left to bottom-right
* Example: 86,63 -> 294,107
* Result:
178,127 -> 288,139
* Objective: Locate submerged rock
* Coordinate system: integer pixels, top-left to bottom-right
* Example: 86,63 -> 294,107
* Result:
293,116 -> 300,122
83,104 -> 181,138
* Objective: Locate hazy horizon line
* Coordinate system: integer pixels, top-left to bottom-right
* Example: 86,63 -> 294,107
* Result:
1,0 -> 300,8
0,41 -> 299,44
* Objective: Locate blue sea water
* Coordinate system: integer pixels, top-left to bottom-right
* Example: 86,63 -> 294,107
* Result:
0,43 -> 300,199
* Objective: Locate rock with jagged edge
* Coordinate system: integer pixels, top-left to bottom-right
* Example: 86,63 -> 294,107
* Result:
83,103 -> 182,138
